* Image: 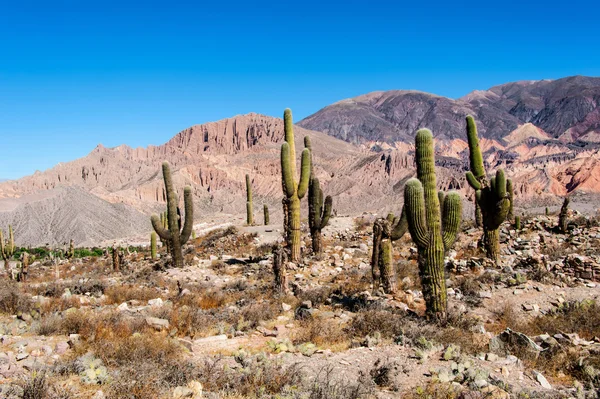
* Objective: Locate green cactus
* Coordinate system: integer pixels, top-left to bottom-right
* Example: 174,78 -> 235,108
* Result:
546,207 -> 550,216
151,162 -> 194,268
559,196 -> 570,234
264,204 -> 270,225
151,232 -> 157,260
246,174 -> 254,225
507,179 -> 514,221
515,215 -> 521,231
371,208 -> 408,293
280,109 -> 311,262
67,239 -> 75,260
304,136 -> 333,256
404,129 -> 462,320
0,225 -> 15,270
465,115 -> 511,264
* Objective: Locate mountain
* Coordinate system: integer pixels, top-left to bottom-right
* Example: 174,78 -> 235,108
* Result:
0,114 -> 414,246
298,75 -> 600,145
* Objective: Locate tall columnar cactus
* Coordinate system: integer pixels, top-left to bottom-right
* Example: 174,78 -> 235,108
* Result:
246,174 -> 254,225
304,136 -> 333,256
465,115 -> 511,264
280,109 -> 311,262
559,196 -> 570,234
264,204 -> 270,225
371,209 -> 407,293
67,239 -> 75,260
150,232 -> 157,260
0,226 -> 15,271
151,162 -> 194,268
515,215 -> 521,231
405,129 -> 462,320
507,179 -> 514,221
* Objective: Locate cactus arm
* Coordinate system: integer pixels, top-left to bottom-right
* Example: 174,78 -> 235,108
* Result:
466,115 -> 485,178
390,205 -> 408,241
151,215 -> 172,241
494,169 -> 507,198
438,191 -> 445,209
297,148 -> 311,199
442,191 -> 462,250
490,198 -> 510,227
179,186 -> 194,245
405,178 -> 429,248
320,195 -> 332,229
465,171 -> 481,190
490,176 -> 496,194
281,143 -> 295,198
283,108 -> 297,180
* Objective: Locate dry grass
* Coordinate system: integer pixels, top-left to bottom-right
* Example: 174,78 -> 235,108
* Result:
291,318 -> 350,350
104,284 -> 162,304
0,280 -> 32,315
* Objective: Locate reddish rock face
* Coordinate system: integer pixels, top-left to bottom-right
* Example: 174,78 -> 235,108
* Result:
1,105 -> 600,246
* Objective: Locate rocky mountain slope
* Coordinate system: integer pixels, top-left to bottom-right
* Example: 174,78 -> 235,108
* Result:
3,76 -> 600,246
298,75 -> 600,144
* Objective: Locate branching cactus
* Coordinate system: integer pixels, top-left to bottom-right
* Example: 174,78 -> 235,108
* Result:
0,226 -> 15,271
465,115 -> 511,264
264,204 -> 270,225
559,196 -> 570,233
371,209 -> 407,294
304,136 -> 333,256
246,174 -> 254,225
280,109 -> 311,262
308,178 -> 332,256
405,129 -> 462,320
151,162 -> 194,268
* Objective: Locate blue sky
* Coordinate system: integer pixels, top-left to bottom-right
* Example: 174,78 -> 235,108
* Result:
1,0 -> 599,179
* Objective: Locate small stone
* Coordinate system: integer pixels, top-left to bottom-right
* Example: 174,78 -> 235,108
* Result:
117,302 -> 129,311
281,303 -> 292,312
148,298 -> 164,307
479,291 -> 492,299
535,371 -> 552,389
145,317 -> 170,331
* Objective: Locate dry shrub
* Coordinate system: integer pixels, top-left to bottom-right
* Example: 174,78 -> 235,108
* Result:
348,307 -> 406,340
169,306 -> 233,338
291,318 -> 349,349
104,284 -> 161,304
353,216 -> 372,232
239,300 -> 280,329
197,357 -> 303,398
0,280 -> 31,315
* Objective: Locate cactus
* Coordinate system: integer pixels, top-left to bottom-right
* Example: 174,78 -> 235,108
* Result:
272,244 -> 289,294
151,162 -> 194,268
246,174 -> 254,225
67,239 -> 75,259
0,226 -> 15,271
371,209 -> 408,293
515,215 -> 521,231
192,230 -> 196,240
404,129 -> 462,320
507,179 -> 514,221
559,197 -> 570,233
19,252 -> 30,282
465,115 -> 511,264
112,244 -> 120,271
474,199 -> 482,227
280,109 -> 311,262
304,136 -> 333,256
546,207 -> 550,216
264,204 -> 270,225
151,232 -> 157,259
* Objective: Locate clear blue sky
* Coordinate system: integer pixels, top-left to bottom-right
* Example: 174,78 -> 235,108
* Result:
1,0 -> 598,179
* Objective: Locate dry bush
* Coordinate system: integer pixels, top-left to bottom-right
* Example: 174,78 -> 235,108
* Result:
348,307 -> 406,340
297,286 -> 335,308
104,284 -> 161,304
0,280 -> 31,315
291,318 -> 349,349
197,356 -> 304,398
169,306 -> 234,338
353,216 -> 372,232
239,300 -> 280,330
396,260 -> 421,290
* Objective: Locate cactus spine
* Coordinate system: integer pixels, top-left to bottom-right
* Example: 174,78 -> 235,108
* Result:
264,204 -> 270,225
151,232 -> 157,259
280,109 -> 311,262
0,226 -> 15,271
246,174 -> 254,225
151,162 -> 194,268
559,197 -> 570,233
465,115 -> 511,264
405,129 -> 462,320
371,209 -> 408,294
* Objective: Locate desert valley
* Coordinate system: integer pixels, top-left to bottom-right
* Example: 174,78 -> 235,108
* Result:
0,75 -> 600,398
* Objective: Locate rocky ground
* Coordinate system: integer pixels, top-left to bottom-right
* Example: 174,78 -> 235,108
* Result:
0,210 -> 599,398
